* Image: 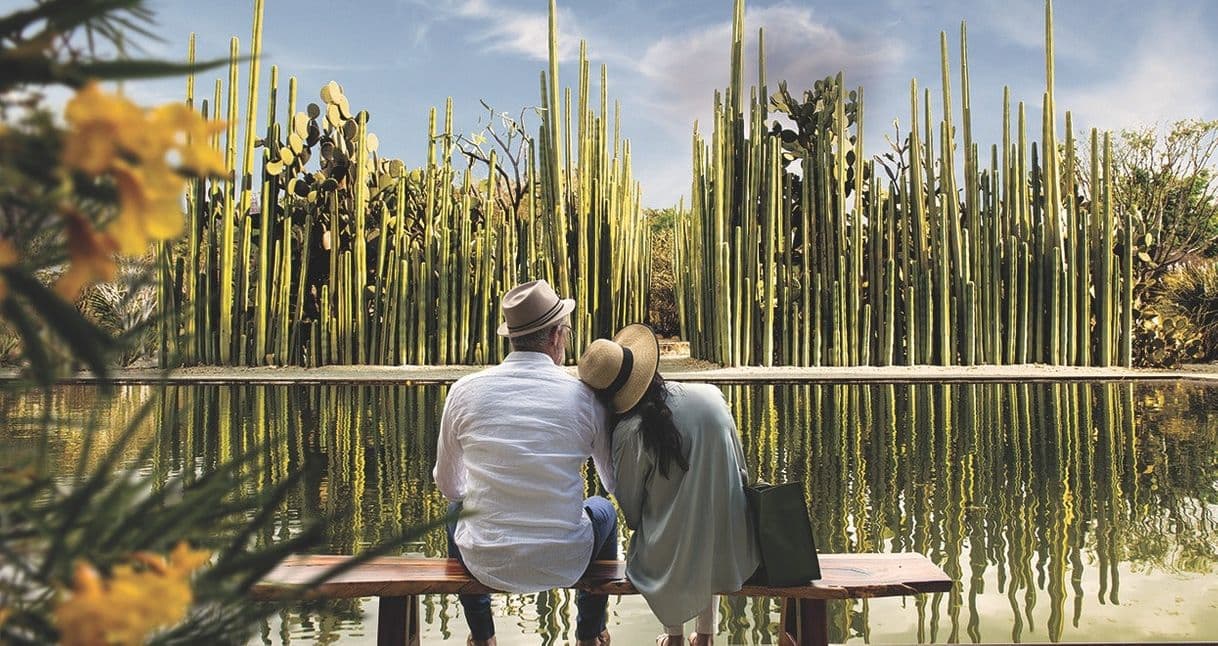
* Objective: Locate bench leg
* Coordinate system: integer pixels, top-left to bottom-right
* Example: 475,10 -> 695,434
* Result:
780,598 -> 828,646
377,595 -> 420,646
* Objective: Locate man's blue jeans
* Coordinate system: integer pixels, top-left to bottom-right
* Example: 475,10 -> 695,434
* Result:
446,497 -> 618,641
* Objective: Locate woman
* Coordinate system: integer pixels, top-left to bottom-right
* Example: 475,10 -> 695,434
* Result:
578,324 -> 758,646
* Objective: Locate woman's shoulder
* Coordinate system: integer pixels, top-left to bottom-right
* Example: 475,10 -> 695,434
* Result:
668,381 -> 727,406
667,382 -> 731,420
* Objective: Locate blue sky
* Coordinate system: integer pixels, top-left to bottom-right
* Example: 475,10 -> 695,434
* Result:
123,0 -> 1218,207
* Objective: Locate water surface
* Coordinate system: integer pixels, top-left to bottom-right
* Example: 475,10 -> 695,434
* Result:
3,381 -> 1216,644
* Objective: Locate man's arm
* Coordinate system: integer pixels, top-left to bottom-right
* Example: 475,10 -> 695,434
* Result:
589,399 -> 617,494
432,384 -> 467,501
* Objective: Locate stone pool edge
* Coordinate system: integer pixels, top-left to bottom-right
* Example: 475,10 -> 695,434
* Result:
3,362 -> 1217,384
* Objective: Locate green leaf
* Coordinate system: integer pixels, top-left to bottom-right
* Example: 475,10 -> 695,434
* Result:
0,0 -> 139,39
1,268 -> 116,385
0,54 -> 241,89
0,298 -> 54,386
72,55 -> 242,83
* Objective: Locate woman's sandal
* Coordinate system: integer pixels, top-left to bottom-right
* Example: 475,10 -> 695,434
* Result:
688,632 -> 713,646
655,634 -> 682,646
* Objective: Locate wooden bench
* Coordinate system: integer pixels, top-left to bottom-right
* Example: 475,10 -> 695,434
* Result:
252,552 -> 951,646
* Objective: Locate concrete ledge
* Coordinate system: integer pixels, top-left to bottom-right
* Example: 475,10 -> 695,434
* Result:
2,361 -> 1216,385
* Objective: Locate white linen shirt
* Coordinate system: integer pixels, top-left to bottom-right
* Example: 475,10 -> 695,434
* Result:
433,351 -> 615,593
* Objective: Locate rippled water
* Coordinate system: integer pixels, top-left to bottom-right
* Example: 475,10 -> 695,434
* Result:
2,381 -> 1216,644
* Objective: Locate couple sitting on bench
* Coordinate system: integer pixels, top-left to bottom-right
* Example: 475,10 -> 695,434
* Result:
433,279 -> 759,646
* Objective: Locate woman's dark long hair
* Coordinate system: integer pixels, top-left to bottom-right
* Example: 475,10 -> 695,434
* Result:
623,373 -> 689,478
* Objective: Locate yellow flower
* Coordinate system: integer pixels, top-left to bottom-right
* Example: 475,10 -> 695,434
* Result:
55,211 -> 118,301
61,83 -> 226,263
109,162 -> 187,255
65,82 -> 226,179
0,237 -> 16,302
62,83 -> 145,175
168,541 -> 212,574
0,605 -> 10,629
150,103 -> 227,177
54,543 -> 211,646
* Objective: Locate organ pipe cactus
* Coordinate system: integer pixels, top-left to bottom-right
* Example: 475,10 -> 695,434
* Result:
675,0 -> 1134,367
159,0 -> 648,366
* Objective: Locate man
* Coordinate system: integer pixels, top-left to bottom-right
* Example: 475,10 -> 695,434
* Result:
434,279 -> 617,646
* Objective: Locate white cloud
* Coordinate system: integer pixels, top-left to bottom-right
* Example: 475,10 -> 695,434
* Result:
426,0 -> 586,63
621,3 -> 906,207
967,0 -> 1096,62
1062,11 -> 1218,133
634,4 -> 905,137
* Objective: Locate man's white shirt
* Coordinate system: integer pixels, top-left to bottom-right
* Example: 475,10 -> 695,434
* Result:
433,351 -> 615,593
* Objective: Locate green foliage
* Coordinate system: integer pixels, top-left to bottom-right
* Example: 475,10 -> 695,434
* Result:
0,0 -> 232,93
646,207 -> 678,233
0,393 -> 448,643
0,106 -> 113,384
0,0 -> 233,384
1,398 -> 315,643
1,2 -> 450,643
1158,260 -> 1218,361
645,209 -> 678,337
1096,119 -> 1218,366
77,259 -> 159,366
1130,304 -> 1204,368
1113,119 -> 1218,302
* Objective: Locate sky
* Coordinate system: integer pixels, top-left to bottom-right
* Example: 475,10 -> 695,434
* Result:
106,0 -> 1218,208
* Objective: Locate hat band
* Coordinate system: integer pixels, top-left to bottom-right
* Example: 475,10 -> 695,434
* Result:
507,298 -> 562,332
603,347 -> 635,396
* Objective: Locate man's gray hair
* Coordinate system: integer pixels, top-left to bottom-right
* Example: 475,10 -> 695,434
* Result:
510,323 -> 559,353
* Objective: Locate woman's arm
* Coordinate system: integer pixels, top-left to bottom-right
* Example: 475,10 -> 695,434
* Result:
612,425 -> 652,531
715,387 -> 751,483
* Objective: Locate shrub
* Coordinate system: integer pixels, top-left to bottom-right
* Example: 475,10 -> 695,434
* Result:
646,211 -> 680,337
1131,306 -> 1205,367
1160,260 -> 1218,360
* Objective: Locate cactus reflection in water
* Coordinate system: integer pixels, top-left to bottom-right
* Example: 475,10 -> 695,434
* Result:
2,382 -> 1215,643
677,0 -> 1136,367
162,0 -> 648,367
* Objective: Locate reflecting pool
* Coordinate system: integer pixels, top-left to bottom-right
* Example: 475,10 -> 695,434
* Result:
2,381 -> 1216,644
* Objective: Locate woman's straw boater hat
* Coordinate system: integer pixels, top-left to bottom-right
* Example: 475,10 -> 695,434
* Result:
497,279 -> 576,338
578,324 -> 660,414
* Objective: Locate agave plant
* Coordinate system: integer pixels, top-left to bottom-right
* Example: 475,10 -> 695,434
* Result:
78,259 -> 159,366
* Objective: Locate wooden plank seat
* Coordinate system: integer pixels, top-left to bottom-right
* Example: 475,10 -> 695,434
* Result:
252,552 -> 952,646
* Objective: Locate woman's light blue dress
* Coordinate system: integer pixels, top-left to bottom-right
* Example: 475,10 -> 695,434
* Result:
612,382 -> 760,626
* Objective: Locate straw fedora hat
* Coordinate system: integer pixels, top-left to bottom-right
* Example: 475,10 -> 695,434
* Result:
578,324 -> 660,413
496,279 -> 576,338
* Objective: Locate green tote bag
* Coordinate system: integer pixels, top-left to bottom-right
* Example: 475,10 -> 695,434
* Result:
744,481 -> 821,586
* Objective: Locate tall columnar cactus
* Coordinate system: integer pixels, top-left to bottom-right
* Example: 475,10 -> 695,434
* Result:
676,0 -> 1134,367
161,0 -> 649,366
